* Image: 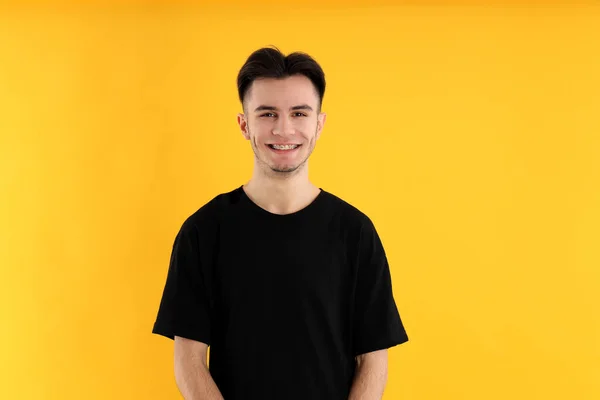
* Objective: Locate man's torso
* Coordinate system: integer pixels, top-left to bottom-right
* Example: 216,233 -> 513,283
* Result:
200,187 -> 363,399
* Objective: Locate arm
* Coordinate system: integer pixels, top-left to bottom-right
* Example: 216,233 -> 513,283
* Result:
349,218 -> 408,399
348,349 -> 388,400
174,336 -> 224,400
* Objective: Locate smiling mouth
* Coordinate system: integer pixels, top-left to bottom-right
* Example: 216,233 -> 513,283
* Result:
267,144 -> 301,150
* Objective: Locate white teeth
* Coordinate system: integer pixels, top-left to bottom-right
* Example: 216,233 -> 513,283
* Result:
271,144 -> 298,150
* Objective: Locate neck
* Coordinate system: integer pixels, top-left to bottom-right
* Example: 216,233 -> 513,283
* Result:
243,164 -> 320,215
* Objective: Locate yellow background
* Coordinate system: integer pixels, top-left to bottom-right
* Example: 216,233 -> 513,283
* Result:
1,1 -> 599,399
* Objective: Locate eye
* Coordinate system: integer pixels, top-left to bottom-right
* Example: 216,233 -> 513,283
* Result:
293,112 -> 307,117
261,113 -> 276,118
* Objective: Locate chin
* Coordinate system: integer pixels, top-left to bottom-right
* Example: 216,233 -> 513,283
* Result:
270,165 -> 299,173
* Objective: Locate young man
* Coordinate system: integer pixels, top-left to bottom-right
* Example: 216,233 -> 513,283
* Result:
152,47 -> 409,400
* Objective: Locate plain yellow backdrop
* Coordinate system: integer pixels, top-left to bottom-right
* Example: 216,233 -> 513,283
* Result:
1,1 -> 599,399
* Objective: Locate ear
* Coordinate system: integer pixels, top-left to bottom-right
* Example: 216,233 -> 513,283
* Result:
316,112 -> 327,140
237,113 -> 250,140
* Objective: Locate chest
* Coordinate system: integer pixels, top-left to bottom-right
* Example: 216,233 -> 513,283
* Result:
212,221 -> 354,320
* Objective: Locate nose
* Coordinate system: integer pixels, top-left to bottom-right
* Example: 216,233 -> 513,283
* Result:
272,115 -> 295,136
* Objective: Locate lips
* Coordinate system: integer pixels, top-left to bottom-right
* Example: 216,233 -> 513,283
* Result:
267,144 -> 301,150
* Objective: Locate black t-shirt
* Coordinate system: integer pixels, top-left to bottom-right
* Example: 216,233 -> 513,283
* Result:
152,186 -> 409,400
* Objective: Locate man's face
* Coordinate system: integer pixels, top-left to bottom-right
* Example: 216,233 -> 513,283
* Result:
238,75 -> 326,176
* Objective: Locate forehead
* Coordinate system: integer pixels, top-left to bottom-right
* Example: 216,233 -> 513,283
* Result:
246,75 -> 319,109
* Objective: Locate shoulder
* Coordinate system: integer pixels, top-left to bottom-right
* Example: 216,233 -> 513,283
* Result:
320,190 -> 377,233
177,186 -> 244,235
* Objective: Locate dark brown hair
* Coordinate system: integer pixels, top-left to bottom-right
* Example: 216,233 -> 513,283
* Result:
237,46 -> 326,111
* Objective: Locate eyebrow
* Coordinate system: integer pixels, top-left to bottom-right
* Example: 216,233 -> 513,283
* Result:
254,104 -> 314,112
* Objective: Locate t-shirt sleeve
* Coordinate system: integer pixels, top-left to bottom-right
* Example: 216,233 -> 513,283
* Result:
352,218 -> 409,357
152,219 -> 213,345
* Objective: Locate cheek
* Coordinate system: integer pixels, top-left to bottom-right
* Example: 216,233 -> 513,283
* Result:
249,122 -> 268,139
251,121 -> 273,137
291,117 -> 314,130
253,117 -> 274,128
301,121 -> 319,139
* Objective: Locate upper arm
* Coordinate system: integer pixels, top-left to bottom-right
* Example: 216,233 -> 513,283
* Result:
352,218 -> 409,356
152,217 -> 214,345
355,349 -> 388,368
174,336 -> 209,367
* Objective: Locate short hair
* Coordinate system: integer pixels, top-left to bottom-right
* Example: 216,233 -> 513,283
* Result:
236,46 -> 326,111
